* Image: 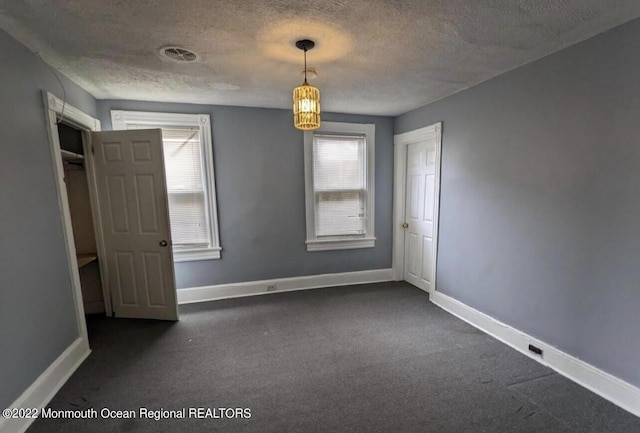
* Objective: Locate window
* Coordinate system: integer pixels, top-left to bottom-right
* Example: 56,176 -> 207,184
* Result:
304,121 -> 375,251
111,110 -> 221,261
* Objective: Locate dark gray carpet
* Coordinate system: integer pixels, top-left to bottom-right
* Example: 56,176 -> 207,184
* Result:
28,282 -> 639,432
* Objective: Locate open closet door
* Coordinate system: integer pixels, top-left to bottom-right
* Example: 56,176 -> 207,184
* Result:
92,129 -> 178,321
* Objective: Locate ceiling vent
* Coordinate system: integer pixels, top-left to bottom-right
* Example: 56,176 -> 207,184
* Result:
161,47 -> 198,63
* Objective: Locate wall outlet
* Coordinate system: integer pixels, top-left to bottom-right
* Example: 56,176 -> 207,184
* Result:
528,344 -> 543,356
266,284 -> 277,292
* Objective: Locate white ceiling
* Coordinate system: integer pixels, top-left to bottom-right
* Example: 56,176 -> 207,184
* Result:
1,1 -> 639,116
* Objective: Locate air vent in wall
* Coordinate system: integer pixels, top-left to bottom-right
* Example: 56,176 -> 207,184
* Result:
161,47 -> 198,62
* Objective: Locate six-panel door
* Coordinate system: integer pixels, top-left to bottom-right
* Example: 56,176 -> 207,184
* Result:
403,139 -> 437,292
92,129 -> 178,320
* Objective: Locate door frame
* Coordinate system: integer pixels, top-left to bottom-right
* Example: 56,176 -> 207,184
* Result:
392,122 -> 443,291
43,91 -> 113,341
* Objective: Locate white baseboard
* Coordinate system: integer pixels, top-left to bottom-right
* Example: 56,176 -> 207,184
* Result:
0,338 -> 90,433
431,291 -> 640,418
178,268 -> 394,305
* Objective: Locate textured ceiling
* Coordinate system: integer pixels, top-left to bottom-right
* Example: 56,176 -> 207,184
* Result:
1,1 -> 639,115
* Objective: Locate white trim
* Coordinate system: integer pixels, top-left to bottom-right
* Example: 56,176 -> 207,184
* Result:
80,131 -> 111,316
177,268 -> 393,304
306,237 -> 376,251
173,246 -> 222,262
46,93 -> 100,132
431,291 -> 640,418
304,122 -> 376,252
0,338 -> 90,433
43,91 -> 107,332
392,123 -> 442,288
110,110 -> 222,262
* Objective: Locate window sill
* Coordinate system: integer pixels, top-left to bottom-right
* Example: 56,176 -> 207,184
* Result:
173,247 -> 221,262
306,237 -> 376,252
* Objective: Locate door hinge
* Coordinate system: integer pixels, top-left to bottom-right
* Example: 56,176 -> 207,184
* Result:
91,145 -> 95,154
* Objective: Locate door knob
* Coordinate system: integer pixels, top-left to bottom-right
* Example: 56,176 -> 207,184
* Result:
402,223 -> 409,229
159,240 -> 168,247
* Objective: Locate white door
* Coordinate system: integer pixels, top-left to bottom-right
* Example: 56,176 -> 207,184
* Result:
403,139 -> 437,292
92,129 -> 178,320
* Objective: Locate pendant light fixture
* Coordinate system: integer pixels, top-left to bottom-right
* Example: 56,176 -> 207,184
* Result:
293,39 -> 321,130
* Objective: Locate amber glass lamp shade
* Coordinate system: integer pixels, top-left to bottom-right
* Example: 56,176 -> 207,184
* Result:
293,81 -> 321,130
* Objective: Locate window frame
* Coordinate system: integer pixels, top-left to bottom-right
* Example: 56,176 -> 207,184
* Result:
110,110 -> 222,262
304,121 -> 376,251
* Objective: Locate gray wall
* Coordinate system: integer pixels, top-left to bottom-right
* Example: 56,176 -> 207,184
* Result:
97,101 -> 394,289
0,29 -> 97,409
395,19 -> 640,388
0,27 -> 392,410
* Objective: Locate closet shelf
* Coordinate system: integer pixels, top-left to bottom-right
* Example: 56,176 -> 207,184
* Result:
61,149 -> 84,160
77,253 -> 98,268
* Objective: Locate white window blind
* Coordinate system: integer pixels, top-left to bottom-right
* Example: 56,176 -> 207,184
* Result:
111,110 -> 221,261
313,134 -> 366,237
129,125 -> 210,248
304,121 -> 375,251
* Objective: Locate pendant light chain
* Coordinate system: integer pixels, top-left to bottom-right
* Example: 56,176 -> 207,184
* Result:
304,46 -> 308,83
